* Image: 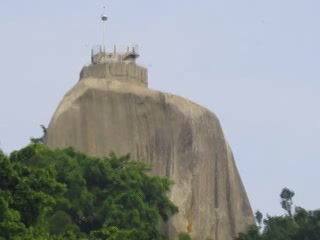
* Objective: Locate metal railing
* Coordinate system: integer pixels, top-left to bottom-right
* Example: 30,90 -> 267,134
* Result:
91,45 -> 140,64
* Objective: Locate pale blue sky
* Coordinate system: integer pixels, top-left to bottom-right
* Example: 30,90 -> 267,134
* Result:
1,0 -> 319,217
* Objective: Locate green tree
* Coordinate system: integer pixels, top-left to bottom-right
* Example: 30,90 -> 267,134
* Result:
280,188 -> 295,217
255,210 -> 263,228
178,232 -> 192,240
236,188 -> 320,240
30,125 -> 47,144
0,147 -> 66,239
236,225 -> 261,240
0,144 -> 178,239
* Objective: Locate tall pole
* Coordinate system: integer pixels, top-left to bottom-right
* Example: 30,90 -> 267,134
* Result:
101,7 -> 109,83
101,7 -> 108,53
102,18 -> 105,52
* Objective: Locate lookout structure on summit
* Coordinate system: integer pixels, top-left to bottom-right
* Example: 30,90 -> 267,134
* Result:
46,9 -> 254,240
80,8 -> 148,87
80,44 -> 148,87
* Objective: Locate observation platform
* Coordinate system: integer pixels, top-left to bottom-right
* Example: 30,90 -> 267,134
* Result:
80,45 -> 148,87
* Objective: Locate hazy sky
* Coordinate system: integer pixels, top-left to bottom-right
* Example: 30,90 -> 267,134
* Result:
1,0 -> 319,217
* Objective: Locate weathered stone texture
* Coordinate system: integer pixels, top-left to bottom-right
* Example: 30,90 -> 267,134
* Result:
46,75 -> 254,239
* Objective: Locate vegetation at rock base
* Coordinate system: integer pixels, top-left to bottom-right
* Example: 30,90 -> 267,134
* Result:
4,143 -> 319,240
178,232 -> 192,240
30,125 -> 47,144
236,188 -> 320,240
0,144 -> 178,239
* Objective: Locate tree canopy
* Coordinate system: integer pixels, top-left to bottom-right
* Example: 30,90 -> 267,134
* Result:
3,143 -> 319,240
236,188 -> 320,240
0,144 -> 178,239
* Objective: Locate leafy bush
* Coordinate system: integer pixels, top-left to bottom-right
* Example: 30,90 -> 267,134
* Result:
178,232 -> 192,240
236,188 -> 320,240
0,144 -> 178,239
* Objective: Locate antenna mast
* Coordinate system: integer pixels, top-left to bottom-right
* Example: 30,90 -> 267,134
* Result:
101,6 -> 108,53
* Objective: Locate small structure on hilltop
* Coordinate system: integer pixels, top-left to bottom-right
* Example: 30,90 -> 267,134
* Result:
80,44 -> 148,87
79,7 -> 148,87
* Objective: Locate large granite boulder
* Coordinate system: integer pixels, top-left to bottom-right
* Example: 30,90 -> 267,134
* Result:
46,60 -> 254,239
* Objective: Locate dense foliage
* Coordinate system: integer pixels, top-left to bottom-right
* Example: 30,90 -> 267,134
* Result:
178,232 -> 192,240
0,144 -> 178,239
236,188 -> 320,240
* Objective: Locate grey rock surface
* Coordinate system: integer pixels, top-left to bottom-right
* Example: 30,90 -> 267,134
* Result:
46,68 -> 254,239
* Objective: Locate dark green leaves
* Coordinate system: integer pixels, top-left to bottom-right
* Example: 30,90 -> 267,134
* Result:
0,144 -> 178,239
280,188 -> 295,217
236,188 -> 320,240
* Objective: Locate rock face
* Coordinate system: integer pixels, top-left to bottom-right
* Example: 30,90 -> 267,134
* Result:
46,59 -> 254,239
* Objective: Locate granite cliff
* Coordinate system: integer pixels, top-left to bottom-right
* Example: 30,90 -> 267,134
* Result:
46,51 -> 254,239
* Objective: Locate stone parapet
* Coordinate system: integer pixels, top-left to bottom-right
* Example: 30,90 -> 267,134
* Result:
79,62 -> 148,87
